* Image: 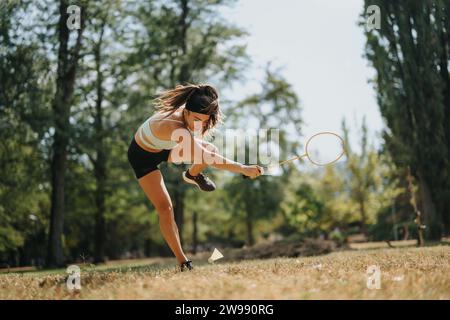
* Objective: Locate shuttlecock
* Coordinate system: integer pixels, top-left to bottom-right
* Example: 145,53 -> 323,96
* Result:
392,275 -> 404,282
312,263 -> 323,270
208,248 -> 224,263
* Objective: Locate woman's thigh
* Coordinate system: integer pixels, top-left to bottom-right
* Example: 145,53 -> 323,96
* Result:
138,170 -> 173,213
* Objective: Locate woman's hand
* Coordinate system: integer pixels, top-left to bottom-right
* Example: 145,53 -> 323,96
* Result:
240,165 -> 264,179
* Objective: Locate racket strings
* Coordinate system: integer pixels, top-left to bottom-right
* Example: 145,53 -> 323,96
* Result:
266,132 -> 344,170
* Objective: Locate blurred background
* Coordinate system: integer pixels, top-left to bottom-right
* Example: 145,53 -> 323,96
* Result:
0,0 -> 449,268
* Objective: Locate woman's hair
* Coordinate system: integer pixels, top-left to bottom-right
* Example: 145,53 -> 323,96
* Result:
153,83 -> 222,135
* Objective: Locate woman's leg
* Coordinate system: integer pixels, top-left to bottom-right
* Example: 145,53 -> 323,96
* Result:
187,162 -> 207,176
138,170 -> 188,264
169,139 -> 219,176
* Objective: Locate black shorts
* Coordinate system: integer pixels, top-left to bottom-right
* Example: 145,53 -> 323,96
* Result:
127,137 -> 171,179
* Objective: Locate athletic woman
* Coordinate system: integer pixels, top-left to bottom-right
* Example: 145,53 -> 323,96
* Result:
127,83 -> 263,271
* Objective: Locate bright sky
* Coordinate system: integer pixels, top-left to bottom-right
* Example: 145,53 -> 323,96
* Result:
222,0 -> 383,152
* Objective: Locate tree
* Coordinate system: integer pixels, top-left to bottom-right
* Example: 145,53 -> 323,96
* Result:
47,0 -> 86,267
70,0 -> 123,263
342,118 -> 380,236
0,0 -> 52,266
279,175 -> 326,238
362,0 -> 450,238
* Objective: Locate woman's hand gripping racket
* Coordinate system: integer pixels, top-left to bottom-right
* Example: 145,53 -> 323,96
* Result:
242,132 -> 345,179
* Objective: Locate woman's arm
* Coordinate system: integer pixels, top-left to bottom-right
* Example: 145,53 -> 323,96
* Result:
172,128 -> 262,177
202,144 -> 244,173
202,143 -> 263,177
211,154 -> 264,180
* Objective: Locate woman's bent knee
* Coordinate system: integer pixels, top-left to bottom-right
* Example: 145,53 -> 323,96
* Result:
155,204 -> 174,218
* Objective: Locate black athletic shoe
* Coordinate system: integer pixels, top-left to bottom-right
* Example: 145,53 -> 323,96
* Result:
180,260 -> 193,272
182,170 -> 216,192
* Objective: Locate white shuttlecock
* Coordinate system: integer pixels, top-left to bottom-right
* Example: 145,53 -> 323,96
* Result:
392,275 -> 404,282
312,263 -> 323,270
208,248 -> 224,263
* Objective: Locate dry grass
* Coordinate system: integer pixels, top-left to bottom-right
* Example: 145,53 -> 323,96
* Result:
348,240 -> 418,250
0,245 -> 448,299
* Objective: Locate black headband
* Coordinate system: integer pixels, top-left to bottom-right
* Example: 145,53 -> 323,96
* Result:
185,90 -> 217,115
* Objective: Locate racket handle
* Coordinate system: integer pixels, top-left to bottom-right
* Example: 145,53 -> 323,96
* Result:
242,166 -> 264,179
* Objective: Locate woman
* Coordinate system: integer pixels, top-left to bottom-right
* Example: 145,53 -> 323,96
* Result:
127,83 -> 263,271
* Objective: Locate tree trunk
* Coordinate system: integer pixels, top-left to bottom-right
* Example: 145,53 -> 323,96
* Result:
407,167 -> 425,246
93,22 -> 106,264
48,130 -> 68,267
415,211 -> 425,246
359,198 -> 368,236
443,203 -> 450,237
170,0 -> 191,243
418,171 -> 442,240
144,239 -> 152,257
179,0 -> 190,82
437,5 -> 450,237
245,210 -> 254,246
47,0 -> 84,267
192,211 -> 198,254
93,157 -> 106,263
173,189 -> 185,243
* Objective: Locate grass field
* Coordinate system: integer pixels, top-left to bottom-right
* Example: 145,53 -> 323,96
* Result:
0,245 -> 448,299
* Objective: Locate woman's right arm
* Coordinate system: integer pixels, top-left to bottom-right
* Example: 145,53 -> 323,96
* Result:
173,128 -> 263,178
203,147 -> 260,175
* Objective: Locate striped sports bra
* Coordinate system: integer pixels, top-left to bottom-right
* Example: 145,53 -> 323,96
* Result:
135,115 -> 191,151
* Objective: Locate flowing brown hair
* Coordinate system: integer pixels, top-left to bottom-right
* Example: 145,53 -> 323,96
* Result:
153,83 -> 223,135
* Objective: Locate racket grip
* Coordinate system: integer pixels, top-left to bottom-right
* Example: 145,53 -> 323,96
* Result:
242,166 -> 265,179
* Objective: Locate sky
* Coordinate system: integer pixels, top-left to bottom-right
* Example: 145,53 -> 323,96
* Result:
221,0 -> 384,152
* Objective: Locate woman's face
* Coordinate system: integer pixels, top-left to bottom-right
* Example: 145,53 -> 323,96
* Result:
184,109 -> 210,133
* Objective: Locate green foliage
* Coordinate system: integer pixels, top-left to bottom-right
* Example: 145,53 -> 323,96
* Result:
0,2 -> 53,265
280,177 -> 325,236
342,118 -> 381,231
362,0 -> 450,238
3,0 -> 442,267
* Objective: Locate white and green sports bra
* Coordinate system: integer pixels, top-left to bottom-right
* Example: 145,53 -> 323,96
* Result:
137,115 -> 193,150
